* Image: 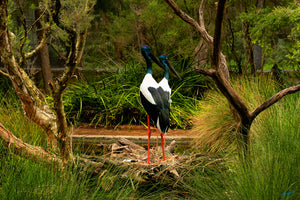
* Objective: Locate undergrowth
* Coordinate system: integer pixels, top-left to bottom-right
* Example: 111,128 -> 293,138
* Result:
50,62 -> 209,129
1,73 -> 299,199
189,75 -> 300,199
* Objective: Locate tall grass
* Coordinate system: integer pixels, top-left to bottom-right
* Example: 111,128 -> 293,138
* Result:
191,76 -> 283,153
228,89 -> 300,199
0,92 -> 138,200
188,75 -> 300,199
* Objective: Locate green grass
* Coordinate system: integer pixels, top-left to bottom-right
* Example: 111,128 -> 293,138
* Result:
189,75 -> 300,199
229,90 -> 300,199
0,92 -> 139,200
53,62 -> 207,129
1,73 -> 299,199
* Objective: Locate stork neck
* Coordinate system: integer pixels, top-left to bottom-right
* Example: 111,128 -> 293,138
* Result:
163,64 -> 169,80
146,59 -> 153,74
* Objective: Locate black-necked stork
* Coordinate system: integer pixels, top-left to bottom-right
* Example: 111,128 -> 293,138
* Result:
139,46 -> 180,164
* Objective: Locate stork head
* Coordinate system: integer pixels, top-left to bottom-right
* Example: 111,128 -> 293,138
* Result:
141,46 -> 164,69
159,54 -> 181,79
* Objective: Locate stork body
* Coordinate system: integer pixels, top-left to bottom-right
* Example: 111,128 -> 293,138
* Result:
140,47 -> 180,164
139,46 -> 169,163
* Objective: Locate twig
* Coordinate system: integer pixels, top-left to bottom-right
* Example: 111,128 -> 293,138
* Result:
27,8 -> 47,34
0,69 -> 9,77
49,42 -> 67,61
16,0 -> 27,66
21,25 -> 50,61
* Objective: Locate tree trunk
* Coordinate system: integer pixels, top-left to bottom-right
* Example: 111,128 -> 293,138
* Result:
0,0 -> 58,148
35,9 -> 53,93
253,44 -> 263,70
168,0 -> 300,160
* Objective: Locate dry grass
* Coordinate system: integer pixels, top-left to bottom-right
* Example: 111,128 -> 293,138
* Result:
190,90 -> 238,153
190,75 -> 279,154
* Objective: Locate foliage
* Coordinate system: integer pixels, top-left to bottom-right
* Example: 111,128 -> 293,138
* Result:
191,75 -> 290,153
241,2 -> 300,70
227,88 -> 300,199
186,76 -> 300,199
83,0 -> 215,69
47,62 -> 207,129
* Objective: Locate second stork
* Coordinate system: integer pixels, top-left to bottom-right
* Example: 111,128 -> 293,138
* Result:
140,46 -> 180,164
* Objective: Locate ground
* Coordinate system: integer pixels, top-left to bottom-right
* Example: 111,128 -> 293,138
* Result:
73,124 -> 190,136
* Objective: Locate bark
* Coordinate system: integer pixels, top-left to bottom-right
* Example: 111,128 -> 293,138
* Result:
0,0 -> 58,148
164,0 -> 240,123
0,122 -> 62,166
35,8 -> 53,93
49,0 -> 88,161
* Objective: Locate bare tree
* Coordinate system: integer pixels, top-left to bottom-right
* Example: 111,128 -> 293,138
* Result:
164,0 -> 300,158
0,0 -> 93,163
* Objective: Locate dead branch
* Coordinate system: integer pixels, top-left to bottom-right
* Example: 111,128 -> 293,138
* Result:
0,122 -> 62,166
164,0 -> 230,80
194,67 -> 216,76
164,0 -> 213,47
251,84 -> 300,119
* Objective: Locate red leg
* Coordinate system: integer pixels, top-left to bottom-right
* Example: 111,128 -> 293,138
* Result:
161,133 -> 166,161
147,115 -> 151,164
156,128 -> 159,148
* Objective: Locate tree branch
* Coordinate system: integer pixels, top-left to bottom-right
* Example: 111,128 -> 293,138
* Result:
211,0 -> 226,70
164,0 -> 230,80
0,69 -> 9,77
50,0 -> 74,35
21,25 -> 50,61
0,122 -> 62,166
15,0 -> 27,66
194,66 -> 216,76
251,84 -> 300,119
0,0 -> 58,148
164,0 -> 213,47
198,0 -> 212,44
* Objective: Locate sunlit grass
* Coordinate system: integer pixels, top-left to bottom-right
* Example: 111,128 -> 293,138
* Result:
189,75 -> 300,199
1,73 -> 299,199
0,92 -> 138,200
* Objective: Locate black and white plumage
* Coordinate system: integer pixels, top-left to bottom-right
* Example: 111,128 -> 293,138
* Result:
139,46 -> 180,163
140,80 -> 170,134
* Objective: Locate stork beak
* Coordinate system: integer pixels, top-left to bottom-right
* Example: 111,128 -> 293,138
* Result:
166,60 -> 181,80
149,53 -> 165,70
